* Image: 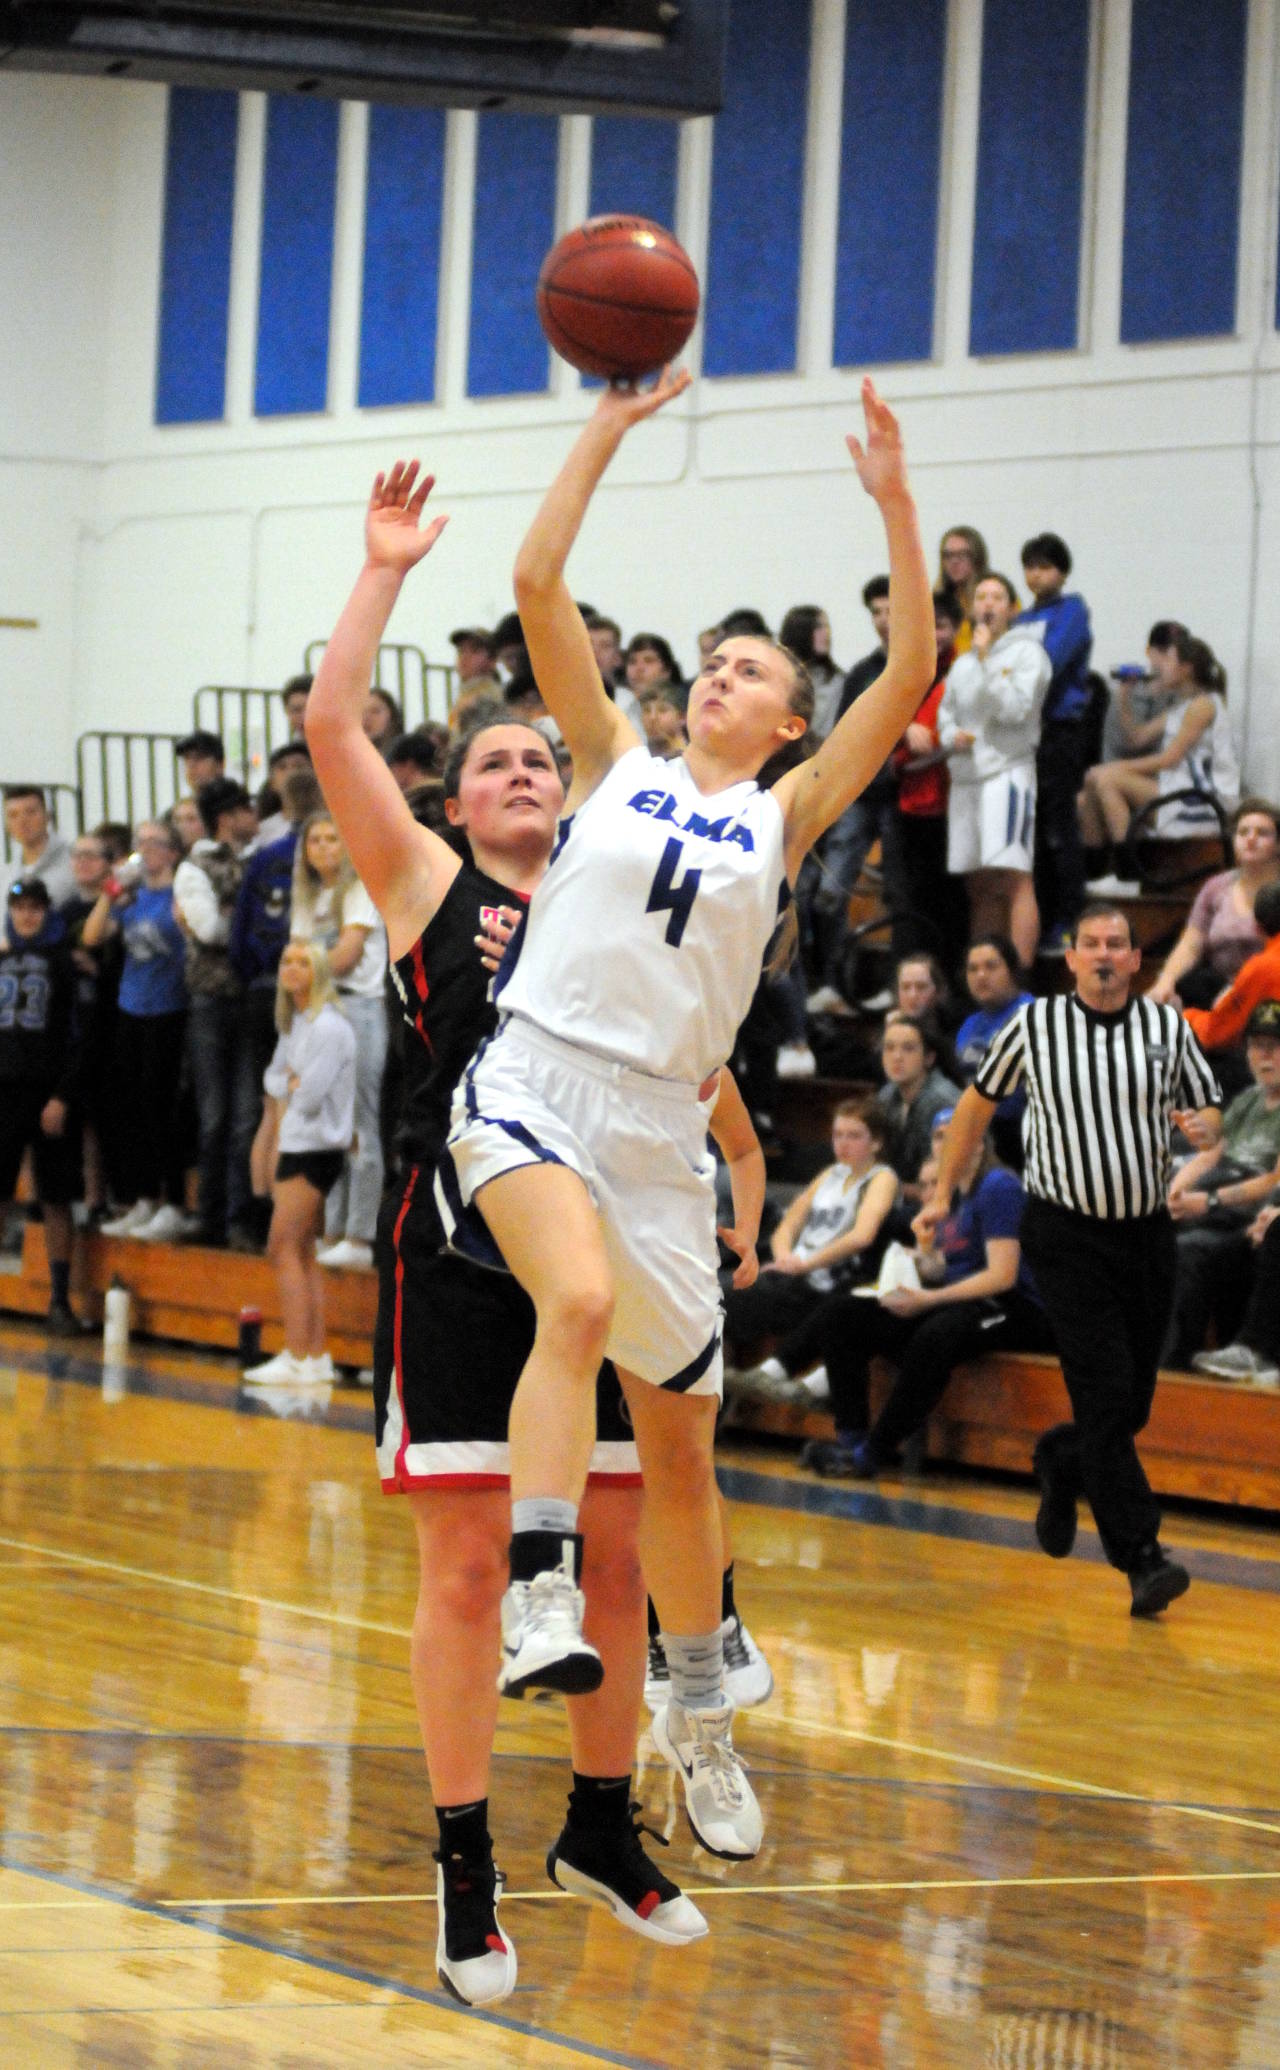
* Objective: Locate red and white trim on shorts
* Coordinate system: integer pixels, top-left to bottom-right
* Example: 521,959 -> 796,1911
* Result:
381,1438 -> 642,1494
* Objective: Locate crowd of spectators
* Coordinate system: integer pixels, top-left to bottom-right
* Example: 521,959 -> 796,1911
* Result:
3,527 -> 1278,1412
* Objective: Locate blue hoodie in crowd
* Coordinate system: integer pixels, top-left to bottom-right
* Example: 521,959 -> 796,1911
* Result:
230,829 -> 297,990
1018,591 -> 1093,723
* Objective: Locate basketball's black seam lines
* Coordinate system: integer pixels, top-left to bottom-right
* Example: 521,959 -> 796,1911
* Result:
539,285 -> 698,318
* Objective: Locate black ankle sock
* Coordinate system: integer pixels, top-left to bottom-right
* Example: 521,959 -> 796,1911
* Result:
646,1593 -> 661,1639
435,1798 -> 489,1858
49,1262 -> 70,1306
720,1561 -> 736,1624
1115,840 -> 1139,881
509,1528 -> 582,1585
567,1773 -> 632,1833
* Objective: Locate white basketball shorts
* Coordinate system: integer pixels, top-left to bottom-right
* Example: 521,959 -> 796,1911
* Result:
439,1016 -> 724,1397
947,764 -> 1037,874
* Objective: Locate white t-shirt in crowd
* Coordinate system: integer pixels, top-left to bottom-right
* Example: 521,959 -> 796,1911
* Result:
293,877 -> 388,998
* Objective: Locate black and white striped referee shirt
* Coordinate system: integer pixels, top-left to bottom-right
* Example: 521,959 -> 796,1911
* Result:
973,994 -> 1221,1220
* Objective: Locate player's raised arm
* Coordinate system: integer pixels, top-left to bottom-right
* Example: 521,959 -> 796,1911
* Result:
775,381 -> 933,874
512,368 -> 690,800
305,462 -> 458,955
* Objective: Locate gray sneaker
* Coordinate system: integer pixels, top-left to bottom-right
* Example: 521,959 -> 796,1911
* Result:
1192,1343 -> 1280,1386
652,1696 -> 763,1859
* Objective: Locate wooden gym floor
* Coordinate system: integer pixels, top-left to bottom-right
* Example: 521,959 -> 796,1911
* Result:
1,1318 -> 1279,2067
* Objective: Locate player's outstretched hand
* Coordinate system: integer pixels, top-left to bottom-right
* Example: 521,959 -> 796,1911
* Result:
366,460 -> 449,573
846,378 -> 909,505
718,1225 -> 759,1290
595,364 -> 691,432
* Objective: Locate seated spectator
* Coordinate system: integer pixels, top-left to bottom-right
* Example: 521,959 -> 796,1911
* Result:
779,605 -> 843,739
954,935 -> 1033,1167
166,796 -> 203,855
0,878 -> 85,1334
2,787 -> 74,907
362,688 -> 404,754
723,1098 -> 898,1403
1019,533 -> 1093,946
86,822 -> 191,1242
257,741 -> 313,845
173,777 -> 260,1249
1184,884 -> 1280,1053
624,632 -> 682,698
288,811 -> 388,1270
1193,1203 -> 1280,1386
1100,621 -> 1187,764
891,952 -> 958,1030
282,673 -> 313,739
1080,633 -> 1239,896
1147,799 -> 1280,1008
1165,1003 -> 1280,1368
875,1012 -> 961,1197
243,940 -> 356,1388
386,731 -> 444,793
892,589 -> 967,964
937,525 -> 990,650
938,571 -> 1050,968
449,626 -> 501,703
800,1130 -> 1051,1477
638,685 -> 687,760
176,730 -> 226,793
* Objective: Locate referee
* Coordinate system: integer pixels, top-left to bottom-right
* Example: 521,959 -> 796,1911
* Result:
916,902 -> 1221,1617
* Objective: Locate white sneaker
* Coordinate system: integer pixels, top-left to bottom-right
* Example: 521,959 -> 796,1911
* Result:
722,1614 -> 774,1709
859,988 -> 893,1012
133,1203 -> 196,1243
1192,1343 -> 1280,1386
353,1366 -> 375,1388
316,1239 -> 374,1271
652,1696 -> 763,1859
776,1042 -> 817,1080
806,983 -> 846,1014
435,1852 -> 516,2007
498,1569 -> 603,1698
800,1363 -> 831,1402
1083,872 -> 1141,897
303,1352 -> 335,1383
644,1630 -> 671,1713
242,1348 -> 309,1386
99,1200 -> 156,1238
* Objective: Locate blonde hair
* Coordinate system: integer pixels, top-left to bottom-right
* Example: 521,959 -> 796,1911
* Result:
275,938 -> 340,1033
291,811 -> 358,930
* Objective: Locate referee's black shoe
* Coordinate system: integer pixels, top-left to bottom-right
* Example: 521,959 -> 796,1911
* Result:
1031,1439 -> 1077,1559
1128,1545 -> 1191,1618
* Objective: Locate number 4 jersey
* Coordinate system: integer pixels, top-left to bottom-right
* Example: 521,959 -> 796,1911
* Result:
493,744 -> 789,1084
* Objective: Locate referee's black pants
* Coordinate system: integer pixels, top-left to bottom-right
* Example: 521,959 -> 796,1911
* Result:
1019,1198 -> 1175,1572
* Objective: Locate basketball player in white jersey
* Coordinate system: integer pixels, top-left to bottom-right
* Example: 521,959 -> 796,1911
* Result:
419,371 -> 930,1861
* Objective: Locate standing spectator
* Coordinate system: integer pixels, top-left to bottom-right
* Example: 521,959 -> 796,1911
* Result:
804,575 -> 904,1012
86,823 -> 192,1241
282,674 -> 313,739
876,1012 -> 961,1194
166,796 -> 204,855
780,606 -> 843,741
919,903 -> 1221,1617
803,1132 -> 1050,1477
60,832 -> 110,926
60,833 -> 118,1218
173,777 -> 260,1248
362,687 -> 404,754
386,732 -> 444,794
937,526 -> 989,650
231,767 -> 322,1132
2,787 -> 74,907
638,686 -> 687,760
1019,533 -> 1094,947
0,879 -> 85,1334
953,935 -> 1033,1167
244,940 -> 356,1387
175,731 -> 226,793
623,633 -> 681,698
583,613 -> 643,728
1080,635 -> 1239,895
256,741 -> 314,845
1147,799 -> 1280,1008
890,590 -> 960,952
1165,1006 -> 1280,1367
449,627 -> 501,702
288,811 -> 388,1270
938,572 -> 1050,968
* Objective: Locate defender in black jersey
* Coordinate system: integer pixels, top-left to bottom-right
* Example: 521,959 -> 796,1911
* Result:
0,880 -> 85,1334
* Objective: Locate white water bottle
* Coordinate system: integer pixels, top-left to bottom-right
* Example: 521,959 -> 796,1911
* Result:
103,1278 -> 130,1361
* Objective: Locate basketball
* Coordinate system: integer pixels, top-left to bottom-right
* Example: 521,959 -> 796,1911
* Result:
536,215 -> 700,381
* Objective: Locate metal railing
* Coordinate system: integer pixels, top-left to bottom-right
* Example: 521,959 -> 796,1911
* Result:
192,686 -> 295,791
75,732 -> 185,837
1,782 -> 84,863
302,639 -> 457,728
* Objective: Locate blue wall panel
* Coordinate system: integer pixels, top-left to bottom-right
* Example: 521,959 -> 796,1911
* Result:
970,0 -> 1089,356
359,105 -> 447,408
588,115 -> 679,230
833,0 -> 946,367
467,112 -> 558,397
155,89 -> 238,425
255,97 -> 339,417
1121,0 -> 1246,344
703,0 -> 810,378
